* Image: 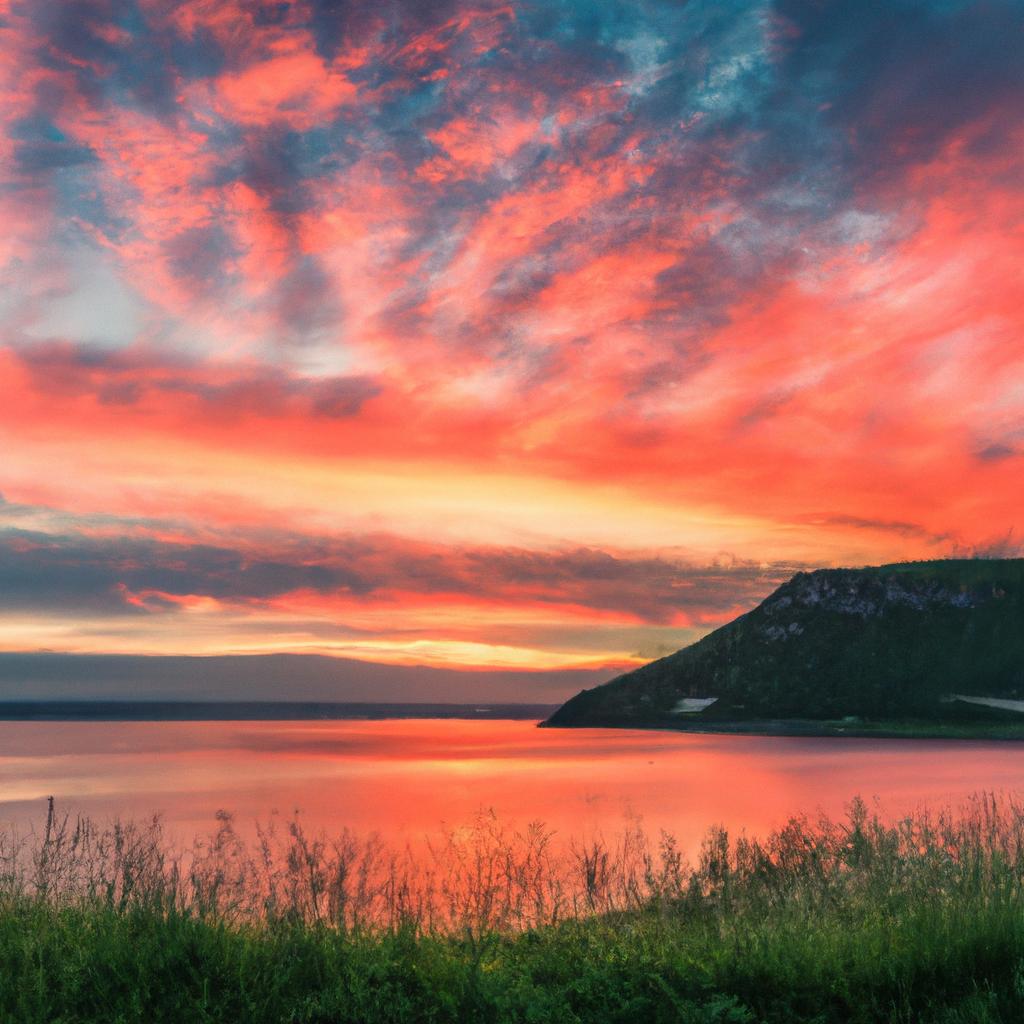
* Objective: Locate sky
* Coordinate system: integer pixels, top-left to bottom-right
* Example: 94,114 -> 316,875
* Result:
1,0 -> 1022,700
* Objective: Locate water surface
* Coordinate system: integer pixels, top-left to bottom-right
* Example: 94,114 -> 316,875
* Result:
2,719 -> 1022,852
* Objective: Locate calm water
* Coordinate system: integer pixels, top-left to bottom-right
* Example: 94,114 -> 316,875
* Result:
2,719 -> 1023,852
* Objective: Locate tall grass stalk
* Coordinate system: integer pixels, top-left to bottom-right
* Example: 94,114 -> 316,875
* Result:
3,793 -> 1024,935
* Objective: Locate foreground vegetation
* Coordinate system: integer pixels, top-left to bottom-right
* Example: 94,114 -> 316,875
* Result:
4,795 -> 1024,1022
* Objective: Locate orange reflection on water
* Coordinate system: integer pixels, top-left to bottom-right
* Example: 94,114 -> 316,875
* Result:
2,719 -> 1024,856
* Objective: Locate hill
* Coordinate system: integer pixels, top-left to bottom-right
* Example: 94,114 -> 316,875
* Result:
545,559 -> 1024,730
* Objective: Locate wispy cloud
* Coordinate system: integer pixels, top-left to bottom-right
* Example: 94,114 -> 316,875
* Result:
1,0 -> 1021,682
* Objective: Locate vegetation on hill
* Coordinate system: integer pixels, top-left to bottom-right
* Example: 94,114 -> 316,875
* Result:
3,796 -> 1024,1022
546,559 -> 1024,729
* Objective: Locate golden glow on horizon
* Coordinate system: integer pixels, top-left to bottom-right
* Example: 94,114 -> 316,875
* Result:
0,424 -> 943,562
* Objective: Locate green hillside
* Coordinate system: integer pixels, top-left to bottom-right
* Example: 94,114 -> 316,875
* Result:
546,559 -> 1024,730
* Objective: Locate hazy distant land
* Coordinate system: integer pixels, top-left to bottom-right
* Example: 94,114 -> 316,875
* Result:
0,701 -> 558,721
0,652 -> 613,703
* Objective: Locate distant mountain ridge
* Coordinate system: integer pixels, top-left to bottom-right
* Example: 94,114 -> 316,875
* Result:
545,559 -> 1024,728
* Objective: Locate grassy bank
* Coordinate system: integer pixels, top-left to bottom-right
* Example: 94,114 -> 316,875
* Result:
3,796 -> 1024,1022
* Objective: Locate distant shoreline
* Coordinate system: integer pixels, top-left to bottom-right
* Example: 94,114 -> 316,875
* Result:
540,716 -> 1024,740
6,703 -> 1021,737
0,701 -> 560,722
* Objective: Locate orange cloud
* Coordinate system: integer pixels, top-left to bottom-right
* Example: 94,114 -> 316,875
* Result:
2,0 -> 1022,678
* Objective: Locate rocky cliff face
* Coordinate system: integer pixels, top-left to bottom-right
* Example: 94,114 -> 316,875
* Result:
546,559 -> 1024,727
751,569 -> 983,642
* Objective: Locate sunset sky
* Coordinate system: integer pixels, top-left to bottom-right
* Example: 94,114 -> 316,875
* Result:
1,0 -> 1022,699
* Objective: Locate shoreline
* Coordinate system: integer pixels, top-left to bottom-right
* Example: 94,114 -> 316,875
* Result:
540,716 -> 1024,740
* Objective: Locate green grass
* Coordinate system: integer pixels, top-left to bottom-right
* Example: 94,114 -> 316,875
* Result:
4,796 -> 1024,1022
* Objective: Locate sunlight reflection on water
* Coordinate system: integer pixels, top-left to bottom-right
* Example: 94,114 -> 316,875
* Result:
2,719 -> 1023,856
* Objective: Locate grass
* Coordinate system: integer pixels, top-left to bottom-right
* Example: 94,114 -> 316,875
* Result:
4,795 -> 1024,1022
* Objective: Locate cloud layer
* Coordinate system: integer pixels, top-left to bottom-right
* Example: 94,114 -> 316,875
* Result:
1,0 -> 1022,687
